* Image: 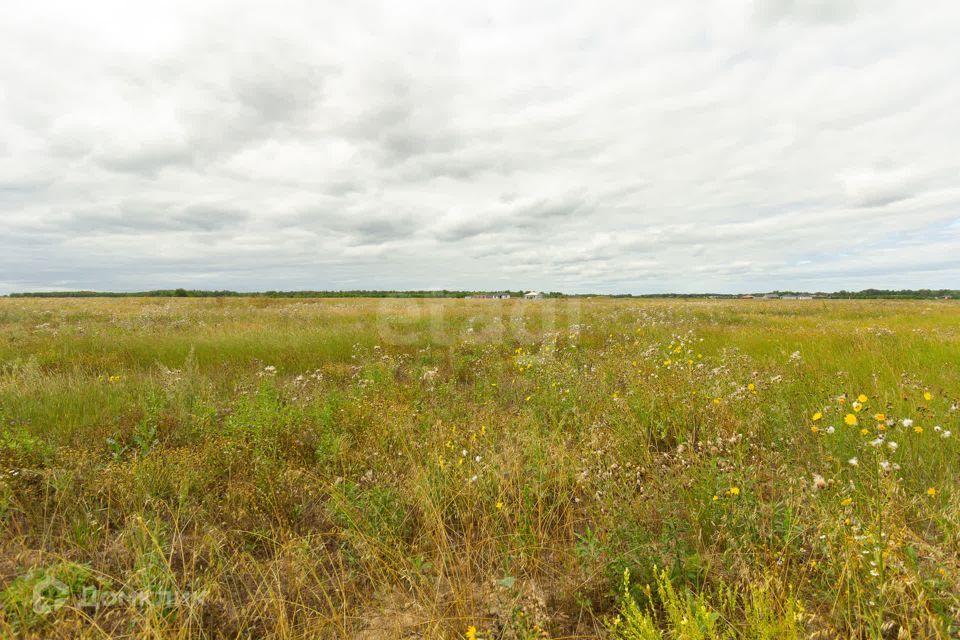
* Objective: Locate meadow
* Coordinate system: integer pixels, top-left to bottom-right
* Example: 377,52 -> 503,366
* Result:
0,297 -> 957,639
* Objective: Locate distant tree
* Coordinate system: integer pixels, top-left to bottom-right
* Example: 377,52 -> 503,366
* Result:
174,288 -> 188,297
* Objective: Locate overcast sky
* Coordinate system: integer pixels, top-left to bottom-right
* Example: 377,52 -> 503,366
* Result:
2,1 -> 958,294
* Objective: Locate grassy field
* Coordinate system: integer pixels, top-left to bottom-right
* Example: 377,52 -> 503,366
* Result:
0,297 -> 958,639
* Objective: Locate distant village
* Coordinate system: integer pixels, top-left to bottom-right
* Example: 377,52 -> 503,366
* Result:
464,291 -> 544,300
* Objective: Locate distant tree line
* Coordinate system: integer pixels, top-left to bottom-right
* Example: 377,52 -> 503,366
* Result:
4,288 -> 956,299
612,289 -> 960,299
5,289 -> 566,299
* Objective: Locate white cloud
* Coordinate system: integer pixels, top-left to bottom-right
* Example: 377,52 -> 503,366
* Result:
1,0 -> 959,293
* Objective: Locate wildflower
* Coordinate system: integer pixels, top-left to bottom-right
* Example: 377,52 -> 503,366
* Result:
496,500 -> 504,510
870,437 -> 884,448
727,486 -> 740,496
860,428 -> 869,436
810,425 -> 819,433
879,460 -> 891,472
812,474 -> 827,491
747,383 -> 756,392
858,394 -> 868,403
887,441 -> 898,452
848,457 -> 859,466
942,430 -> 952,439
924,391 -> 932,401
826,426 -> 835,434
927,487 -> 937,497
841,497 -> 853,506
844,414 -> 858,426
873,413 -> 886,422
934,425 -> 942,432
852,401 -> 863,412
466,625 -> 478,640
713,397 -> 721,405
712,494 -> 719,501
902,418 -> 914,428
812,411 -> 823,422
914,426 -> 923,434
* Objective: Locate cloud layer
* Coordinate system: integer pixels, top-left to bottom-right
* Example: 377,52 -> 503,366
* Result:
2,0 -> 959,293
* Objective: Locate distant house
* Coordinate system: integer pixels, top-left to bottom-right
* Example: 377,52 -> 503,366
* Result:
467,292 -> 511,300
762,293 -> 780,299
740,294 -> 754,299
524,291 -> 544,300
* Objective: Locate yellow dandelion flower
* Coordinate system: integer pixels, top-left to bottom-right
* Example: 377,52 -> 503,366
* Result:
841,497 -> 853,507
712,494 -> 719,501
812,411 -> 823,422
747,383 -> 756,392
811,425 -> 819,433
873,413 -> 886,422
923,391 -> 932,401
927,487 -> 937,497
713,397 -> 721,405
852,401 -> 863,412
663,359 -> 671,366
844,414 -> 858,426
914,426 -> 923,434
857,394 -> 868,403
727,486 -> 740,496
495,500 -> 504,510
860,428 -> 869,436
466,625 -> 478,640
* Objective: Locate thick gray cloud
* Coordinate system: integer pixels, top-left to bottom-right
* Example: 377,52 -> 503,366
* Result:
2,0 -> 959,294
